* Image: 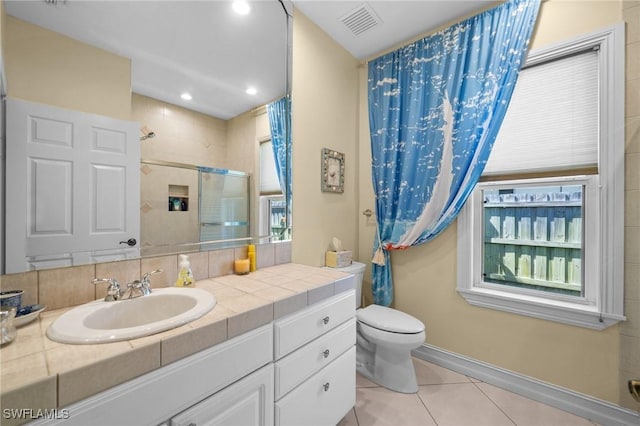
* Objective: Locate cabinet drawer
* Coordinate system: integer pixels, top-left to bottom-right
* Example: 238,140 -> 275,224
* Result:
275,346 -> 356,426
275,318 -> 355,399
274,290 -> 355,359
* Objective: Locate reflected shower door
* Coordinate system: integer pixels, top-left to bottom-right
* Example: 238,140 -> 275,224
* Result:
199,169 -> 249,249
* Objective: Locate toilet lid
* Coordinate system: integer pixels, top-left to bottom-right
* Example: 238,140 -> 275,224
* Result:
357,305 -> 425,334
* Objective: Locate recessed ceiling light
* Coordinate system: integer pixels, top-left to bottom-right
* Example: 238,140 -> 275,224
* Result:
180,93 -> 192,101
232,1 -> 250,15
246,87 -> 257,95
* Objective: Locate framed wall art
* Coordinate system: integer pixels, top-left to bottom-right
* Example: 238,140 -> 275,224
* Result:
321,148 -> 345,193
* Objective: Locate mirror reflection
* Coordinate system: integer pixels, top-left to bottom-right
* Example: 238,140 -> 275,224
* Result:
2,0 -> 292,274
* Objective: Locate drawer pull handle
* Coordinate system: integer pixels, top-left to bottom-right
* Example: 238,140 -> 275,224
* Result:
187,423 -> 196,426
323,349 -> 330,358
323,316 -> 330,325
323,382 -> 330,392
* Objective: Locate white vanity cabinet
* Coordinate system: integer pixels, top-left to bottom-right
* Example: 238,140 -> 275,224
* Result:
273,290 -> 356,426
31,325 -> 274,426
169,363 -> 274,426
28,286 -> 357,426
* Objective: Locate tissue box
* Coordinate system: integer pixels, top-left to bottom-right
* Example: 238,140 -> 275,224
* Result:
325,250 -> 352,268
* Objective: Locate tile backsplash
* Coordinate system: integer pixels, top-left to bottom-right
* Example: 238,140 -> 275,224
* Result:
0,242 -> 292,311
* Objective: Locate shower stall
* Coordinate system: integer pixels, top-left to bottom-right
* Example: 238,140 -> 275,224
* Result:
140,161 -> 250,255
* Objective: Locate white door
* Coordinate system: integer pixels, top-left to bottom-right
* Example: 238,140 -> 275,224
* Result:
5,98 -> 140,273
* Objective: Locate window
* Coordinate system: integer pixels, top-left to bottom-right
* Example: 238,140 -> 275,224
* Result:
259,139 -> 281,195
457,24 -> 625,329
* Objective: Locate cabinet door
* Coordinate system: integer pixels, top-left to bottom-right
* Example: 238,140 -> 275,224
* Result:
171,364 -> 274,426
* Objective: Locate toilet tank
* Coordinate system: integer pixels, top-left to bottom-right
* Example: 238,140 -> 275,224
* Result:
326,261 -> 366,308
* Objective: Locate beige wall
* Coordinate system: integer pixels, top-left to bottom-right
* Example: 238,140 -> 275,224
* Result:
290,10 -> 360,266
354,0 -> 636,409
621,0 -> 640,411
4,16 -> 131,120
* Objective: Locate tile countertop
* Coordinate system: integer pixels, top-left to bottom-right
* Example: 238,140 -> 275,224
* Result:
0,263 -> 353,415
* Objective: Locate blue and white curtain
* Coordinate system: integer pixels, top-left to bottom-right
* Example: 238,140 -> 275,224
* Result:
368,0 -> 540,306
267,96 -> 292,224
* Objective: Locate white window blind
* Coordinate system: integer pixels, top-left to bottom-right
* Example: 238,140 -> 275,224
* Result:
260,140 -> 281,194
483,49 -> 599,175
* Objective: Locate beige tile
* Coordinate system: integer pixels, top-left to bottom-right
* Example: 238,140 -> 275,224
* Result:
227,277 -> 273,294
0,376 -> 57,426
277,279 -> 317,294
335,275 -> 356,295
413,358 -> 473,385
221,295 -> 273,338
0,320 -> 46,363
56,343 -> 160,406
476,382 -> 596,426
209,248 -> 235,278
417,383 -> 513,426
0,351 -> 49,393
355,386 -> 437,426
356,372 -> 378,388
210,284 -> 249,302
161,318 -> 227,365
274,241 -> 292,264
0,271 -> 38,307
337,408 -> 359,426
141,256 -> 177,288
253,273 -> 297,286
95,259 -> 141,299
256,243 -> 275,269
38,265 -> 96,310
308,283 -> 335,305
181,251 -> 209,281
45,340 -> 133,375
253,287 -> 306,319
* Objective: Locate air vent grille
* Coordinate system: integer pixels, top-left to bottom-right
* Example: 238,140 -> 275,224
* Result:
339,3 -> 381,36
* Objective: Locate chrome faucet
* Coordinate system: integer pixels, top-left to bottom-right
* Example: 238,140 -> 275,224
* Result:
91,269 -> 163,302
91,277 -> 122,302
122,269 -> 163,299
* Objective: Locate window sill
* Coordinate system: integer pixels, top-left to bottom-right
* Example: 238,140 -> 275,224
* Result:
457,286 -> 625,330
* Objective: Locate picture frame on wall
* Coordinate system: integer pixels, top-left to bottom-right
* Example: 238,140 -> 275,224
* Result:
321,148 -> 345,193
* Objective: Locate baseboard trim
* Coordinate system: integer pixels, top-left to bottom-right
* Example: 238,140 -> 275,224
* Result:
413,344 -> 639,426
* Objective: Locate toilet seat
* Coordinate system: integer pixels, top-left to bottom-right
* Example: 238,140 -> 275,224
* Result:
357,305 -> 424,334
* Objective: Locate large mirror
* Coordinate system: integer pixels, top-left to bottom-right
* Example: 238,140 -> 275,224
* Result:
1,0 -> 292,274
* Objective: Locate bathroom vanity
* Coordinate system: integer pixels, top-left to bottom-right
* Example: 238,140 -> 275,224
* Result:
9,266 -> 356,426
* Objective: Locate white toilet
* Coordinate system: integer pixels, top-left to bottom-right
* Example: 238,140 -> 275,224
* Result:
334,261 -> 426,394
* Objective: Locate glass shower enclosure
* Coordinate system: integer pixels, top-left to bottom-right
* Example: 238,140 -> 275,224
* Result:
140,161 -> 250,255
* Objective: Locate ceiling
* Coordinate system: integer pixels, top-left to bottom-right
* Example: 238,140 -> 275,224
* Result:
4,0 -> 494,120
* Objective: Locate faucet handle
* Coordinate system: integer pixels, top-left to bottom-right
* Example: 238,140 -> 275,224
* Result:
92,278 -> 121,301
142,269 -> 163,283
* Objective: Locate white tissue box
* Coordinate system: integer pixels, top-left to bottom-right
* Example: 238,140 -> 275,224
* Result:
325,250 -> 352,268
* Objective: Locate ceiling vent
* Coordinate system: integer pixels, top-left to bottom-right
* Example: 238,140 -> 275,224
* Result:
339,3 -> 382,37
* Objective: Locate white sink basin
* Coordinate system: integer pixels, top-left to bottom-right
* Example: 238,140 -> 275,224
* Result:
47,287 -> 216,344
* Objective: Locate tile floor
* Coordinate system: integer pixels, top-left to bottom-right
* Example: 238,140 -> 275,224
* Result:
338,357 -> 599,426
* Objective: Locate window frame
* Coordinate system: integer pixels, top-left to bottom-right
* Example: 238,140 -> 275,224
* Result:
456,23 -> 625,330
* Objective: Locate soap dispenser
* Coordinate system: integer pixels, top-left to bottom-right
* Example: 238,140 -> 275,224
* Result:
176,254 -> 194,287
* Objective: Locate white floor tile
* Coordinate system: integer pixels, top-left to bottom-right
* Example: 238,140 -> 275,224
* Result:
413,357 -> 474,385
355,386 -> 437,426
418,383 -> 515,426
476,382 -> 598,426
